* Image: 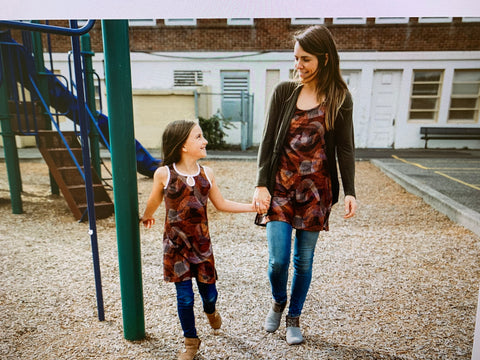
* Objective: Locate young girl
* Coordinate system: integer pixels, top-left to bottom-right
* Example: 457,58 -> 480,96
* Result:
141,120 -> 255,360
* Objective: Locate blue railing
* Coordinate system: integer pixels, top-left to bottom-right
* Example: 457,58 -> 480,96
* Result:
0,20 -> 104,322
30,76 -> 87,180
0,39 -> 86,179
0,20 -> 95,36
0,31 -> 112,172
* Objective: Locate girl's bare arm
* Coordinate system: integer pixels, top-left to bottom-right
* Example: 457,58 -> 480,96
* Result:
204,166 -> 255,213
140,166 -> 168,228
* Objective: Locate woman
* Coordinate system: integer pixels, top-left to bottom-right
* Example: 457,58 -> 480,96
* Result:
253,25 -> 357,345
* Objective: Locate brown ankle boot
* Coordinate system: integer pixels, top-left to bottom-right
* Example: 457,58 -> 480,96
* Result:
178,337 -> 201,360
205,310 -> 222,330
286,316 -> 304,345
264,301 -> 286,333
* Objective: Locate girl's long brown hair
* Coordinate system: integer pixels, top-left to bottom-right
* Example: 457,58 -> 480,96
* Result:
161,120 -> 197,165
293,25 -> 349,130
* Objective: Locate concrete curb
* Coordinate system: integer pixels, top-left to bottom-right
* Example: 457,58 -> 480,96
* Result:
372,159 -> 480,238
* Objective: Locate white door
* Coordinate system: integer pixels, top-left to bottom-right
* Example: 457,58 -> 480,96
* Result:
265,69 -> 280,109
220,71 -> 250,148
221,71 -> 250,122
367,70 -> 402,148
342,70 -> 362,146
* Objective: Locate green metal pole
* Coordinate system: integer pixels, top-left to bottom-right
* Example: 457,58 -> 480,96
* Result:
31,27 -> 50,105
0,43 -> 23,214
31,25 -> 59,195
101,20 -> 145,341
81,34 -> 101,177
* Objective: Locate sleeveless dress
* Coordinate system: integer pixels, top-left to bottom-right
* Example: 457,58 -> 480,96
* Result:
162,163 -> 216,283
267,105 -> 332,231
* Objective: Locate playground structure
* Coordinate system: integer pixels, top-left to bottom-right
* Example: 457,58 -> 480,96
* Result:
0,23 -> 160,221
0,20 -> 146,341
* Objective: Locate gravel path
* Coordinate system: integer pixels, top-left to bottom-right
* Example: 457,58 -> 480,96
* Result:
0,159 -> 479,359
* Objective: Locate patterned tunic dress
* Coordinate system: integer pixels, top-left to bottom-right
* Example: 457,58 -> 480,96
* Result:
267,105 -> 333,231
163,163 -> 216,283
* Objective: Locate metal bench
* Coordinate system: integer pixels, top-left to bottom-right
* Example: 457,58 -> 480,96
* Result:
420,127 -> 480,149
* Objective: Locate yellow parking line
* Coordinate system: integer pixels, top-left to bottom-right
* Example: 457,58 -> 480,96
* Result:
439,168 -> 480,171
391,156 -> 478,170
434,171 -> 480,191
392,155 -> 480,191
391,155 -> 430,169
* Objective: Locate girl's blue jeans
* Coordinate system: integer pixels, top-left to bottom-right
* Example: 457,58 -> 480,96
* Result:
175,279 -> 218,338
266,220 -> 319,318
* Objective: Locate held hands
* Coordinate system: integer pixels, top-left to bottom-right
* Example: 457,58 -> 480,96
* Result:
140,216 -> 155,229
254,187 -> 356,218
253,186 -> 271,214
344,195 -> 357,219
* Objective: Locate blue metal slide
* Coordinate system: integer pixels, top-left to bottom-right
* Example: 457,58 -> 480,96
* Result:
46,72 -> 161,177
4,32 -> 161,177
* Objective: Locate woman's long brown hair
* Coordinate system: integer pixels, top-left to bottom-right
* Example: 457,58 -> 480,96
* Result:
293,25 -> 349,130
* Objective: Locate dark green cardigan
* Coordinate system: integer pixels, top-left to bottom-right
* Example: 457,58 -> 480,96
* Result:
256,81 -> 356,205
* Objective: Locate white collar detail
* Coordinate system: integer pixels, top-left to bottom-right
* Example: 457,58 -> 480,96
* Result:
173,163 -> 200,186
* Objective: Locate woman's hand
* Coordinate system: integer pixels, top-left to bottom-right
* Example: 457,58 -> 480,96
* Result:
344,195 -> 357,219
253,186 -> 271,214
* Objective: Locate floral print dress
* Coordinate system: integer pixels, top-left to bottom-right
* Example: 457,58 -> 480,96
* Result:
162,163 -> 216,283
267,105 -> 333,231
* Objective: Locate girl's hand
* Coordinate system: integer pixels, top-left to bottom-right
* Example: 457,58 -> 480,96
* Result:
344,195 -> 357,219
141,217 -> 155,229
253,186 -> 271,214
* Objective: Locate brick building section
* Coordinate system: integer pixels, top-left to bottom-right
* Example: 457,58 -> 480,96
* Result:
12,18 -> 480,53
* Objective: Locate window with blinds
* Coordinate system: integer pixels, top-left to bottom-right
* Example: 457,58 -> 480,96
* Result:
409,70 -> 443,121
418,17 -> 452,23
227,18 -> 254,26
165,19 -> 197,26
291,18 -> 324,25
332,17 -> 367,24
448,69 -> 480,123
375,17 -> 409,24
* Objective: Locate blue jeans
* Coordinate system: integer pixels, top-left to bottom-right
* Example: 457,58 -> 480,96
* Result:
266,221 -> 319,318
175,279 -> 218,338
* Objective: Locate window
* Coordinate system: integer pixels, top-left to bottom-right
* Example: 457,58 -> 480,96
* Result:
128,19 -> 156,26
375,17 -> 409,24
448,70 -> 480,123
80,20 -> 155,27
227,18 -> 254,26
409,70 -> 443,121
291,18 -> 324,25
174,71 -> 203,87
94,83 -> 103,112
164,19 -> 197,26
462,17 -> 480,23
332,18 -> 366,24
418,17 -> 452,23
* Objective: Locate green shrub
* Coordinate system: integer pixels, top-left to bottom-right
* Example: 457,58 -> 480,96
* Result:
198,113 -> 235,150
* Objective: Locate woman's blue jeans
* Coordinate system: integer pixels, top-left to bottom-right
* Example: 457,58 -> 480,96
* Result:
175,279 -> 218,338
266,221 -> 319,318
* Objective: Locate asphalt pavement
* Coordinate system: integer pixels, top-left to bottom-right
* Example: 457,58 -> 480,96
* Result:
365,149 -> 480,237
1,146 -> 480,237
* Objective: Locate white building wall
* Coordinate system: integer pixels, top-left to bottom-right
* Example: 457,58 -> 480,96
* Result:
49,50 -> 480,149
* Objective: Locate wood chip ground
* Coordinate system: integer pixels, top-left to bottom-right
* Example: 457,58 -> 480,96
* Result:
0,159 -> 479,359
